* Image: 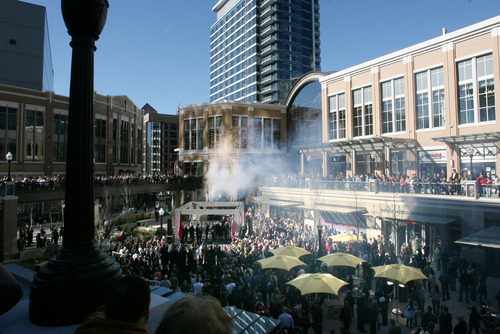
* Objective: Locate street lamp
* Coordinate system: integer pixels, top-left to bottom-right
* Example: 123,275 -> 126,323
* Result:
370,152 -> 376,175
467,147 -> 475,180
159,207 -> 165,238
317,222 -> 323,256
6,152 -> 12,181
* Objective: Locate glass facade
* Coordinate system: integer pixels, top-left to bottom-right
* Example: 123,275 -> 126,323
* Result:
210,0 -> 320,104
415,67 -> 445,129
0,105 -> 17,161
458,53 -> 495,124
24,109 -> 44,161
289,81 -> 322,147
53,113 -> 68,162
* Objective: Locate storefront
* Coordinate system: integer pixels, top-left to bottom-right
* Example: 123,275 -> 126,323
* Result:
366,211 -> 459,262
418,148 -> 447,179
455,226 -> 500,276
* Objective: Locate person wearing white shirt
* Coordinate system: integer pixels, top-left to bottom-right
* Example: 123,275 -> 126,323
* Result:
193,278 -> 204,294
226,280 -> 236,295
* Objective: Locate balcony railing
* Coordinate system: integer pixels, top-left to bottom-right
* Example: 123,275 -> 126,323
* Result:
261,178 -> 498,198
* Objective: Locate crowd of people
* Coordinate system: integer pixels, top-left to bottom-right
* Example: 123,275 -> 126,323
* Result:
268,169 -> 500,198
100,207 -> 500,334
1,173 -> 202,192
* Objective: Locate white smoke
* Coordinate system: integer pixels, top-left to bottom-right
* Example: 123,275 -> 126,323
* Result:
205,131 -> 293,201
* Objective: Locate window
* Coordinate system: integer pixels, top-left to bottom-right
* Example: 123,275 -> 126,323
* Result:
208,115 -> 222,149
119,120 -> 129,164
0,105 -> 17,160
391,151 -> 407,177
24,109 -> 44,161
458,53 -> 495,124
328,93 -> 346,140
232,115 -> 248,149
94,118 -> 106,163
112,119 -> 117,163
53,113 -> 68,162
184,161 -> 203,176
136,128 -> 142,165
352,86 -> 372,137
382,77 -> 406,134
254,117 -> 280,150
415,67 -> 445,129
184,118 -> 203,151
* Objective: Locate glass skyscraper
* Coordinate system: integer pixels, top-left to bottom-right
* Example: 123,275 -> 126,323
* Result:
0,0 -> 54,92
210,0 -> 320,104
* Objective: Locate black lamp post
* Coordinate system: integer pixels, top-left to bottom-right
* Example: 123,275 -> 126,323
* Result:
5,152 -> 12,181
317,222 -> 323,256
30,0 -> 121,326
159,207 -> 164,237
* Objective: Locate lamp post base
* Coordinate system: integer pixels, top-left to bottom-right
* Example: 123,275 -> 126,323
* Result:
29,244 -> 121,326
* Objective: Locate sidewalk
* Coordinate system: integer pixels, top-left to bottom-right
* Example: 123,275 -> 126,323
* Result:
321,273 -> 500,333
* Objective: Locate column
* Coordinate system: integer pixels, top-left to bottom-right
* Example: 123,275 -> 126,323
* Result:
30,0 -> 121,326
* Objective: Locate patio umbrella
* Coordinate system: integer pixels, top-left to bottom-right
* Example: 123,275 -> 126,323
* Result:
316,252 -> 366,268
329,233 -> 363,243
257,255 -> 306,271
286,273 -> 348,295
372,264 -> 428,284
270,245 -> 311,258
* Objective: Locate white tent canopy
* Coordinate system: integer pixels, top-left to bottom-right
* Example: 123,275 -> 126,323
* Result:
174,201 -> 245,242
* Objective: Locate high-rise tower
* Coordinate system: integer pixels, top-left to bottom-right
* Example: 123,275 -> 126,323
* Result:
0,0 -> 54,91
210,0 -> 320,104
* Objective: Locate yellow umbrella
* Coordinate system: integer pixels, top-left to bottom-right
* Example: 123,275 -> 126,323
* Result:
286,273 -> 348,295
257,255 -> 306,271
372,264 -> 428,284
316,252 -> 366,268
329,233 -> 363,243
270,246 -> 311,258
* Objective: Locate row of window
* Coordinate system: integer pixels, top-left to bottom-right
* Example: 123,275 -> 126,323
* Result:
0,107 -> 141,164
328,53 -> 495,140
183,115 -> 281,151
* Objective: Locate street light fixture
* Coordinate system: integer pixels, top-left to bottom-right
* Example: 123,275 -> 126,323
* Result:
370,152 -> 376,175
6,152 -> 12,181
159,207 -> 165,238
317,222 -> 323,256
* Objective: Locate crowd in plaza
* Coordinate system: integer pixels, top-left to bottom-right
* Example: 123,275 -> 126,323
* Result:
101,207 -> 500,334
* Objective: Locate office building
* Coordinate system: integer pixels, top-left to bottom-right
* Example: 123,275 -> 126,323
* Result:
312,15 -> 500,181
143,104 -> 178,176
178,100 -> 287,176
0,84 -> 143,177
210,0 -> 321,104
0,0 -> 54,91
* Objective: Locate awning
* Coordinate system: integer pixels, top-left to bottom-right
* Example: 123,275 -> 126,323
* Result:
319,211 -> 367,229
253,197 -> 302,207
296,204 -> 359,214
454,226 -> 500,249
365,211 -> 458,226
295,137 -> 416,154
433,131 -> 500,144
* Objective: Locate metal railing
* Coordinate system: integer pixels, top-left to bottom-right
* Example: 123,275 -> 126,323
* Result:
262,178 -> 500,198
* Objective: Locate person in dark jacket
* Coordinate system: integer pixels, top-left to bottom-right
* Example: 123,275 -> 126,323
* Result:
357,294 -> 368,332
439,305 -> 453,334
339,300 -> 352,332
312,300 -> 323,334
453,315 -> 467,334
458,270 -> 471,303
468,306 -> 480,334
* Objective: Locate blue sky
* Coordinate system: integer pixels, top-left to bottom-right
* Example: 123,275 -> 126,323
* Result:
26,0 -> 500,115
